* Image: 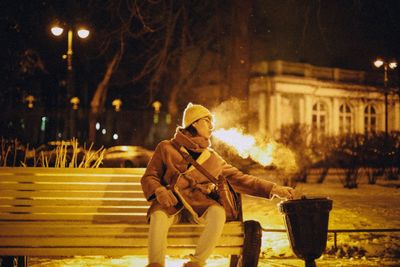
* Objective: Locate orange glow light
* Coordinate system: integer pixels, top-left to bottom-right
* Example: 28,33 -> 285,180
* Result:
213,128 -> 274,166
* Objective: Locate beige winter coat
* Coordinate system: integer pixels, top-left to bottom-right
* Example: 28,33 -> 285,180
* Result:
141,130 -> 276,222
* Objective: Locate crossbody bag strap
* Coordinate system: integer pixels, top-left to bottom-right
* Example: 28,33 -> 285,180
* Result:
171,139 -> 218,184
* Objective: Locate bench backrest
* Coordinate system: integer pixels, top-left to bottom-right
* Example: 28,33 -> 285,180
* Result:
0,167 -> 148,223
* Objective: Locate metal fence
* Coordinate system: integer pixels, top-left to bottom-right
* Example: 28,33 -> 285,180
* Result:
261,227 -> 400,249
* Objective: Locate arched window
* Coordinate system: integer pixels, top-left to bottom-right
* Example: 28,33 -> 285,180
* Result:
364,105 -> 377,133
312,102 -> 327,135
339,104 -> 352,134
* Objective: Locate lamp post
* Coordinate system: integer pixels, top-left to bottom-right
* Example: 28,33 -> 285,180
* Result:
51,25 -> 90,99
373,58 -> 397,135
51,24 -> 90,138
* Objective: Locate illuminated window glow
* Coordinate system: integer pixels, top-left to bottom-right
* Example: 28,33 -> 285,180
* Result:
339,104 -> 352,134
312,102 -> 327,137
364,105 -> 377,134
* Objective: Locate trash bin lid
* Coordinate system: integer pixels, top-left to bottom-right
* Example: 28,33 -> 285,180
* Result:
279,196 -> 333,214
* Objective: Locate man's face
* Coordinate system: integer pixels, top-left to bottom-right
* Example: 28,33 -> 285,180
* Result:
193,116 -> 214,139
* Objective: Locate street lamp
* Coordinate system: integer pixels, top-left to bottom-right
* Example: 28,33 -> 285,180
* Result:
152,101 -> 162,124
70,97 -> 80,110
112,99 -> 122,112
51,23 -> 90,138
373,58 -> 397,135
51,24 -> 90,73
25,95 -> 35,109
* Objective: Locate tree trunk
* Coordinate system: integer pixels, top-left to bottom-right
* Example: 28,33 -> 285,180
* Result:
228,0 -> 251,115
167,84 -> 180,134
88,50 -> 121,144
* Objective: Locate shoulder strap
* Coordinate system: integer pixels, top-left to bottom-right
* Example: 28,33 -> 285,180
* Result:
171,139 -> 218,184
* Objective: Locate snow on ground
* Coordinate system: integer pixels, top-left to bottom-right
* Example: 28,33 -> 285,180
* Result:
246,167 -> 400,260
27,167 -> 400,266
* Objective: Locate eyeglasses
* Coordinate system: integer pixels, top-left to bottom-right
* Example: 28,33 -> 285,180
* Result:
198,117 -> 215,130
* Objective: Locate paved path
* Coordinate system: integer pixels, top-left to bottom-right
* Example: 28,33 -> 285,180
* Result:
27,256 -> 399,266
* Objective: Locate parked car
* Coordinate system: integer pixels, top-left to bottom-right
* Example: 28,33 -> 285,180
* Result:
101,145 -> 154,168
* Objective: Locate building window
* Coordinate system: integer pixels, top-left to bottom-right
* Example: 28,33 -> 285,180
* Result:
312,102 -> 327,135
364,105 -> 377,133
339,104 -> 352,134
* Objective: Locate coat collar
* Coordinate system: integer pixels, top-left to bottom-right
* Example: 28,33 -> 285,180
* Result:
172,128 -> 212,172
173,128 -> 210,153
182,147 -> 211,173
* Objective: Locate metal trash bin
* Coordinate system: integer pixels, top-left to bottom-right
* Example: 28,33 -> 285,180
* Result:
279,197 -> 333,267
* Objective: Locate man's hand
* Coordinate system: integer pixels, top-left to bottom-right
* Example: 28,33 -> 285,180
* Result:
155,186 -> 178,208
271,184 -> 295,200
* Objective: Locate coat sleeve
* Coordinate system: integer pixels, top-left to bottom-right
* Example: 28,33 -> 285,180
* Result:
141,142 -> 167,201
219,156 -> 276,199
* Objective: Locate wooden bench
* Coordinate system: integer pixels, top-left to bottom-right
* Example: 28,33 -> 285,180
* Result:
0,167 -> 262,267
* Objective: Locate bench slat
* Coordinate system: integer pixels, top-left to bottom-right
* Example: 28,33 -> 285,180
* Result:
0,198 -> 149,207
0,190 -> 145,198
0,222 -> 243,236
0,183 -> 142,191
0,231 -> 243,238
0,206 -> 149,213
0,167 -> 146,175
0,213 -> 148,222
0,221 -> 242,227
0,236 -> 244,247
0,247 -> 242,257
0,176 -> 141,183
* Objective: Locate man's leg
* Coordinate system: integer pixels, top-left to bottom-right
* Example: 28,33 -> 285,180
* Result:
148,210 -> 177,266
188,205 -> 226,266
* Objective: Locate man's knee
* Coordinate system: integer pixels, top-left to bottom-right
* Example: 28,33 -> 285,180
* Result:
204,205 -> 226,223
151,210 -> 169,220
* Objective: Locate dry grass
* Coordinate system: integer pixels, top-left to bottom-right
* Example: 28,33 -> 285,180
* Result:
1,138 -> 104,168
0,138 -> 21,167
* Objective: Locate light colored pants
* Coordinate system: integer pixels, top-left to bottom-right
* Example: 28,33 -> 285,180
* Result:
148,205 -> 226,266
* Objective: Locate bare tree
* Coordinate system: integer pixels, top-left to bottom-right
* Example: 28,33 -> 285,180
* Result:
88,48 -> 123,143
87,0 -> 253,142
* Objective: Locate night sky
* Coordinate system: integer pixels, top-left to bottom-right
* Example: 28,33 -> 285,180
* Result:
1,0 -> 399,109
251,0 -> 400,71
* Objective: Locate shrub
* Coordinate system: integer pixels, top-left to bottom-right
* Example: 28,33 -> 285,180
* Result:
279,123 -> 313,183
279,124 -> 339,184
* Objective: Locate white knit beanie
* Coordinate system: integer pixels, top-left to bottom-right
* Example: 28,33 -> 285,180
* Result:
182,102 -> 212,128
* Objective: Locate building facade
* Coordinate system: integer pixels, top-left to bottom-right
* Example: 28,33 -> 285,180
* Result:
249,60 -> 400,138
